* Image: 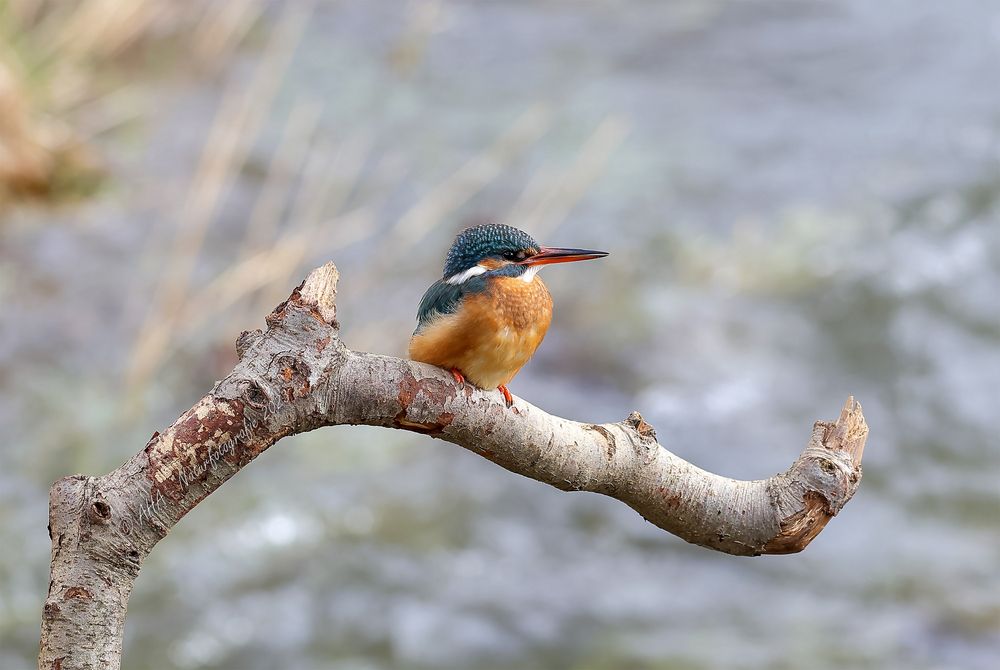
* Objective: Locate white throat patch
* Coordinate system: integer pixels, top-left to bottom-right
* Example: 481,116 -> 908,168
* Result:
520,265 -> 541,283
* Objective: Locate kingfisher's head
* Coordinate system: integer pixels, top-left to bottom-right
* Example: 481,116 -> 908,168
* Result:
442,223 -> 607,284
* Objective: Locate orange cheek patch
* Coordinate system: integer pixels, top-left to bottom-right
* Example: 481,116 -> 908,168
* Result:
478,258 -> 506,270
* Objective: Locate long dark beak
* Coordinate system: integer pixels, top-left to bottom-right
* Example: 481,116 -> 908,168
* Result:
523,246 -> 608,266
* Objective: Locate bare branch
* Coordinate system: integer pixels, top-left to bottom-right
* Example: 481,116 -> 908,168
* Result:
38,261 -> 867,669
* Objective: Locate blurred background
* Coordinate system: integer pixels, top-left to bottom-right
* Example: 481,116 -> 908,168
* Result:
2,0 -> 1000,668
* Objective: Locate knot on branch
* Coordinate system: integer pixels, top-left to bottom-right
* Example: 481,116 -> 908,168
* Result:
236,329 -> 262,359
793,396 -> 867,515
276,356 -> 312,401
625,411 -> 657,442
242,382 -> 270,412
218,262 -> 347,440
612,411 -> 658,466
795,447 -> 861,514
762,397 -> 867,554
63,586 -> 93,601
87,497 -> 112,524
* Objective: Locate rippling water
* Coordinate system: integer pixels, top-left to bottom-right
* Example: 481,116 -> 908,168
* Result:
2,1 -> 999,668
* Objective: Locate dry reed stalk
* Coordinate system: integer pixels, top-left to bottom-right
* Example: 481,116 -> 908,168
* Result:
246,131 -> 375,317
507,115 -> 629,239
387,103 -> 553,247
0,58 -> 52,196
191,1 -> 266,66
53,0 -> 167,61
346,103 -> 553,310
125,4 -> 309,394
237,99 -> 325,257
388,0 -> 445,75
7,0 -> 45,27
2,0 -> 263,201
182,206 -> 374,330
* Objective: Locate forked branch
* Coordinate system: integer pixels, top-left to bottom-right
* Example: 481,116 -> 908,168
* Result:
39,262 -> 867,669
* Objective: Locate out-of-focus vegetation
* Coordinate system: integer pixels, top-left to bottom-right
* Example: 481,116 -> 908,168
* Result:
3,1 -> 1000,669
0,0 -> 263,204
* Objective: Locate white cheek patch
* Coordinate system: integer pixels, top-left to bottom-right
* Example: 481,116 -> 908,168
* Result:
445,264 -> 488,285
520,265 -> 541,283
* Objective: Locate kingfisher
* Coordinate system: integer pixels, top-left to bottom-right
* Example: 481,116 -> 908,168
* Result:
408,223 -> 607,407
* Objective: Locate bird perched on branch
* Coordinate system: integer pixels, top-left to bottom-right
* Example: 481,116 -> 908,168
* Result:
409,223 -> 607,407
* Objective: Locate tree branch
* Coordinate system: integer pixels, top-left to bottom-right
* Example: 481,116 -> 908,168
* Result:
38,261 -> 867,669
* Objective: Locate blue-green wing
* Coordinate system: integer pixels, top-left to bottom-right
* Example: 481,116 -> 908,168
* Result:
414,277 -> 487,333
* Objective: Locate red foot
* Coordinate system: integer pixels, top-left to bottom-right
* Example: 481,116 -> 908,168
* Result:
450,368 -> 466,385
498,384 -> 513,408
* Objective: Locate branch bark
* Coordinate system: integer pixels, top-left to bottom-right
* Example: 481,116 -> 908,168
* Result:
38,261 -> 868,669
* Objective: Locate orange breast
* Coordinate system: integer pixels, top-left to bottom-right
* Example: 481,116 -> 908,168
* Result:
408,276 -> 553,389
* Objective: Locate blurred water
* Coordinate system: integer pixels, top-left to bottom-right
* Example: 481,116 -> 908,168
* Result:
2,1 -> 1000,668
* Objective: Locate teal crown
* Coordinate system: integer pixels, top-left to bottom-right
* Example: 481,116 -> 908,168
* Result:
443,224 -> 539,278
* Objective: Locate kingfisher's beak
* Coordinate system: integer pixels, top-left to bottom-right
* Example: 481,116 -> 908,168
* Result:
523,246 -> 608,266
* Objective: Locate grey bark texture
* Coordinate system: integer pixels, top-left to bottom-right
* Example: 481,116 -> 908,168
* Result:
38,261 -> 868,669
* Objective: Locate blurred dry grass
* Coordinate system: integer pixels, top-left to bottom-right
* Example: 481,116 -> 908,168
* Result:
0,54 -> 96,201
0,0 -> 630,415
0,0 -> 264,206
124,96 -> 628,399
125,2 -> 317,397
